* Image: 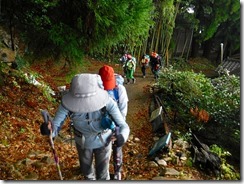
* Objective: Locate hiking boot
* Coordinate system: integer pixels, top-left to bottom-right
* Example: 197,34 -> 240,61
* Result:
132,78 -> 136,84
114,172 -> 122,180
143,75 -> 146,78
126,79 -> 130,84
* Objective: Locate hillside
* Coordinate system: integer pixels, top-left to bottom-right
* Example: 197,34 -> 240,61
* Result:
0,54 -> 222,180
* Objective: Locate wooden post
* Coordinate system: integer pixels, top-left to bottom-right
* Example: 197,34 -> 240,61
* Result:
220,43 -> 224,64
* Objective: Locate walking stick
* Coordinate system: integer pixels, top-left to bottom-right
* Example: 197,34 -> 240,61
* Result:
49,129 -> 63,180
41,110 -> 63,180
112,126 -> 121,180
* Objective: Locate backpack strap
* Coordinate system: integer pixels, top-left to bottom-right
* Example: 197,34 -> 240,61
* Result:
100,106 -> 107,115
113,87 -> 119,103
108,87 -> 119,103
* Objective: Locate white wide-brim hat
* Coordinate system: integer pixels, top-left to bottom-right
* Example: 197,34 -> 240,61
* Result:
62,74 -> 109,113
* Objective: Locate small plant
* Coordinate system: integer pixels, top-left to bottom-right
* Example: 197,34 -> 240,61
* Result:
15,55 -> 30,69
19,127 -> 26,133
210,144 -> 240,180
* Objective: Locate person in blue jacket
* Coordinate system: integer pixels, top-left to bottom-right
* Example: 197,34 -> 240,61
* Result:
41,73 -> 130,180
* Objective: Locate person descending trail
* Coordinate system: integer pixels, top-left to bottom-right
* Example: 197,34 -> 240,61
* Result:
149,52 -> 162,80
99,65 -> 129,180
139,54 -> 150,78
125,54 -> 136,84
119,53 -> 128,77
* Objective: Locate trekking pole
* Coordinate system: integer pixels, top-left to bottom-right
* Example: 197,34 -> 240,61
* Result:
49,128 -> 63,180
41,110 -> 63,180
113,126 -> 121,180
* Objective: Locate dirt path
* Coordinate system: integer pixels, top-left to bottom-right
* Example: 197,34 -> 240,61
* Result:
112,64 -> 160,180
65,61 -> 207,180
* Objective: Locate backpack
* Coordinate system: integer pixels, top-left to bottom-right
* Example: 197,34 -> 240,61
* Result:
141,55 -> 150,66
100,106 -> 116,130
115,74 -> 124,85
101,86 -> 120,130
126,59 -> 135,70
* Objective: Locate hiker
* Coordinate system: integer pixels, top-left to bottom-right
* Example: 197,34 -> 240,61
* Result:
139,54 -> 150,78
125,54 -> 136,84
99,65 -> 129,180
149,52 -> 162,79
40,74 -> 130,180
119,53 -> 128,77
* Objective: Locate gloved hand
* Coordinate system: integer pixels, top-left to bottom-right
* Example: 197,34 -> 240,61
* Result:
40,122 -> 50,135
115,134 -> 125,147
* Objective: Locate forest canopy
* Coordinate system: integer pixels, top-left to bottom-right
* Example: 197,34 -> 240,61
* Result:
0,0 -> 240,65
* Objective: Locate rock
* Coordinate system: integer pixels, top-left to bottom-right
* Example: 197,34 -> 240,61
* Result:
148,161 -> 158,168
163,157 -> 172,162
180,156 -> 187,161
156,159 -> 167,166
128,134 -> 134,140
134,137 -> 140,142
165,168 -> 180,176
152,176 -> 178,180
153,136 -> 160,141
24,172 -> 39,180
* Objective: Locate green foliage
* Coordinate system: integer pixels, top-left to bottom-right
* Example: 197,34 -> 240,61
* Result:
210,144 -> 240,180
157,66 -> 240,132
199,0 -> 239,41
87,0 -> 154,54
158,66 -> 214,110
23,0 -> 56,26
48,23 -> 84,63
177,0 -> 240,57
185,158 -> 193,167
210,73 -> 240,127
156,68 -> 240,179
170,58 -> 216,78
64,61 -> 85,84
15,55 -> 30,69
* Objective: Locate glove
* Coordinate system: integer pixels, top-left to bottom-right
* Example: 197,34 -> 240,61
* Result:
40,123 -> 50,136
115,134 -> 125,147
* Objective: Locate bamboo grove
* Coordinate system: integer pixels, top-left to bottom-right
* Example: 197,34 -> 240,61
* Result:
0,0 -> 240,65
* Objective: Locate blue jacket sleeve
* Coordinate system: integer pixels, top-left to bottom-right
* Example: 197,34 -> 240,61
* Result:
51,104 -> 70,137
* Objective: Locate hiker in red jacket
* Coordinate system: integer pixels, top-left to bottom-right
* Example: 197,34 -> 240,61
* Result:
150,52 -> 162,79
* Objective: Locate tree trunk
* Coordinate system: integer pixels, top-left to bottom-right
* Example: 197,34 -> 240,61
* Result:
191,36 -> 199,58
202,39 -> 212,59
186,29 -> 194,60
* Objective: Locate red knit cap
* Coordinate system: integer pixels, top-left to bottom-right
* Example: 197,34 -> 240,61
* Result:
99,65 -> 116,90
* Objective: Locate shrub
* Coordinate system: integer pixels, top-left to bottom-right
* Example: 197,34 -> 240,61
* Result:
157,66 -> 240,134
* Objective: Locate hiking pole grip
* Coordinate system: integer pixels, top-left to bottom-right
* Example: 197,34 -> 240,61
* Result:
41,110 -> 63,180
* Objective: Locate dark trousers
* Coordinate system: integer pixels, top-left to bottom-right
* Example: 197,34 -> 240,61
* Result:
141,65 -> 146,76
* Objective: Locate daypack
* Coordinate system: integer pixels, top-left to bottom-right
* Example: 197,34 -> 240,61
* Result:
141,55 -> 150,66
126,59 -> 135,70
100,106 -> 116,130
119,54 -> 127,64
115,74 -> 124,85
101,86 -> 121,130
